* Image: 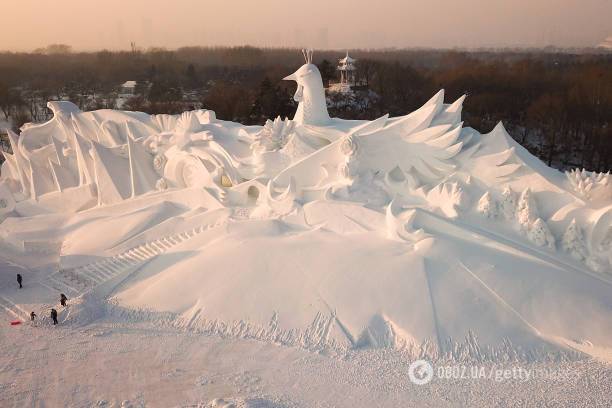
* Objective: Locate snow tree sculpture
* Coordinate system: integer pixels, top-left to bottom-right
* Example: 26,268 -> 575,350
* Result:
561,218 -> 588,261
500,186 -> 516,221
529,218 -> 556,249
477,191 -> 499,219
516,188 -> 538,231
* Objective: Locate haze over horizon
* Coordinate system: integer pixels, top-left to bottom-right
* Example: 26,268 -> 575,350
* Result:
1,0 -> 611,51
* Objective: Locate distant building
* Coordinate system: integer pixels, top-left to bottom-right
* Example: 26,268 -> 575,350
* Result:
120,81 -> 137,95
597,36 -> 612,50
327,52 -> 367,94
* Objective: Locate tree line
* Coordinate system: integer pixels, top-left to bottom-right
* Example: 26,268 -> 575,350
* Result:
0,46 -> 610,172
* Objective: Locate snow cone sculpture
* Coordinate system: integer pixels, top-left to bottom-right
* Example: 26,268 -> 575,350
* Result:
0,50 -> 611,362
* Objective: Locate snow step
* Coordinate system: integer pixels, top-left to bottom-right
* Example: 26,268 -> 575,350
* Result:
161,238 -> 173,247
133,246 -> 148,257
149,241 -> 165,252
145,243 -> 160,254
0,296 -> 24,319
121,256 -> 138,265
123,253 -> 140,263
84,265 -> 107,282
46,275 -> 82,296
134,247 -> 151,258
46,229 -> 204,296
79,266 -> 105,284
91,263 -> 114,278
102,261 -> 122,274
127,250 -> 146,261
64,269 -> 95,287
88,264 -> 114,281
57,269 -> 81,285
139,246 -> 156,257
112,258 -> 128,269
100,260 -> 120,273
154,240 -> 169,250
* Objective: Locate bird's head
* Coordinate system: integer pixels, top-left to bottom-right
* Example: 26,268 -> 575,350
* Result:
283,49 -> 323,102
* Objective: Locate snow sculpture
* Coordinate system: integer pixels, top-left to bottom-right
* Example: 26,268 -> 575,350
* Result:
0,52 -> 608,274
338,134 -> 359,181
562,218 -> 589,261
477,191 -> 499,219
283,49 -> 331,126
420,181 -> 470,218
528,218 -> 556,249
251,117 -> 295,153
566,168 -> 611,202
500,186 -> 517,220
516,188 -> 538,231
1,51 -> 611,359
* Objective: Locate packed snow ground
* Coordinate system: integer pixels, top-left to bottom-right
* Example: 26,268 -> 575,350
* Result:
1,299 -> 612,407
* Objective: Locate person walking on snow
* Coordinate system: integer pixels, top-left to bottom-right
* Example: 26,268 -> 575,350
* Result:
30,311 -> 36,321
50,308 -> 58,325
17,274 -> 22,289
60,293 -> 68,307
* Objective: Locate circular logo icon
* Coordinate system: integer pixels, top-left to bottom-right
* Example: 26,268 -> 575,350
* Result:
408,359 -> 434,385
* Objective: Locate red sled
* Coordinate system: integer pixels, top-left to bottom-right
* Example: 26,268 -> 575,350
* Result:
10,320 -> 22,326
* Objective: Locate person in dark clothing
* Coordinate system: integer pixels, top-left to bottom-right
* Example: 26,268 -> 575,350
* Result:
30,311 -> 36,321
17,274 -> 22,289
50,308 -> 58,325
60,293 -> 68,307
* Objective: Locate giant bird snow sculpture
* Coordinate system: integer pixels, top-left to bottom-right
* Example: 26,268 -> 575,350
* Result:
1,49 -> 612,363
0,50 -> 610,275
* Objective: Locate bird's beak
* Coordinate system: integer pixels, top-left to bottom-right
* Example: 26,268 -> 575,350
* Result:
283,73 -> 297,81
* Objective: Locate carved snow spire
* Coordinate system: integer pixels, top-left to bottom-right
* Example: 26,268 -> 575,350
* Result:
5,130 -> 30,197
90,141 -> 130,206
301,48 -> 313,64
126,134 -> 158,198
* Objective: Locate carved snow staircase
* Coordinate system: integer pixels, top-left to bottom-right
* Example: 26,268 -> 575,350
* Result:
0,295 -> 30,320
46,226 -> 207,297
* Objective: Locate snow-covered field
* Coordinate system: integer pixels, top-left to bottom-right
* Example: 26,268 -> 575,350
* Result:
1,52 -> 611,406
1,274 -> 611,407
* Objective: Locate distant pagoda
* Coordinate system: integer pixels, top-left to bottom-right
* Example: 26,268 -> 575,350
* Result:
328,51 -> 366,93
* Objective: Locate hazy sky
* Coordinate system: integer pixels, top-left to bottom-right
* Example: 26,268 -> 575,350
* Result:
1,0 -> 611,51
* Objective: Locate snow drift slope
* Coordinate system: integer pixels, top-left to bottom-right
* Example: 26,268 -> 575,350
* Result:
115,219 -> 432,351
112,209 -> 612,361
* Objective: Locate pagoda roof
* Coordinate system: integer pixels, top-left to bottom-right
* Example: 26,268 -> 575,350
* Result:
339,51 -> 356,64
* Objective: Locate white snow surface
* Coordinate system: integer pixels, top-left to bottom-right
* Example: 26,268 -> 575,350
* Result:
1,52 -> 612,405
